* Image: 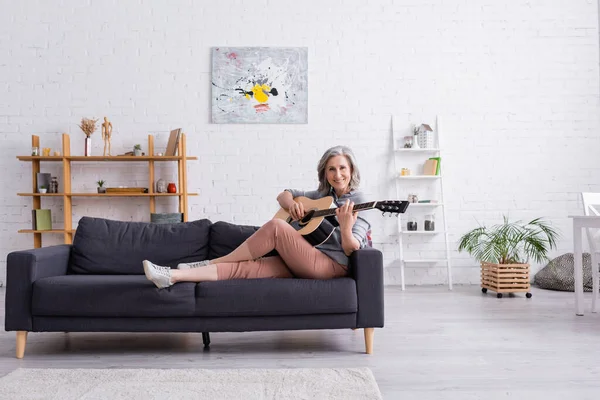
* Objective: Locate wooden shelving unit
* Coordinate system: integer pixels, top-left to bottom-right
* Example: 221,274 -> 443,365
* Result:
18,133 -> 197,248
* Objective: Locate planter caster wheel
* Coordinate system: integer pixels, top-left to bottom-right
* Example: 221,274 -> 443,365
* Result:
497,293 -> 503,298
481,288 -> 487,293
526,292 -> 532,298
202,332 -> 211,349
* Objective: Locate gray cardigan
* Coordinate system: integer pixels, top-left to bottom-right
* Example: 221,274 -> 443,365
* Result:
284,187 -> 372,266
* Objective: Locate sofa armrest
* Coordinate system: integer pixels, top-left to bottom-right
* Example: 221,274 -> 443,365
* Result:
348,247 -> 384,328
5,244 -> 71,331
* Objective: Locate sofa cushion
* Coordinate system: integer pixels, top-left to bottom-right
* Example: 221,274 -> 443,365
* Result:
70,217 -> 212,274
208,221 -> 278,259
193,277 -> 357,317
32,275 -> 197,317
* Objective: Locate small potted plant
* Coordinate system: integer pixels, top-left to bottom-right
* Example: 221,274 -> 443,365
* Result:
458,216 -> 559,298
39,185 -> 47,194
97,180 -> 106,193
133,144 -> 142,156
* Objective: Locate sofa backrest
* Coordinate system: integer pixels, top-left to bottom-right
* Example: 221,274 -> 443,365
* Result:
69,217 -> 212,274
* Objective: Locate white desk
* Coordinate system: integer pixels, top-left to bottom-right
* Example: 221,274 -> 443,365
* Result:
570,215 -> 600,315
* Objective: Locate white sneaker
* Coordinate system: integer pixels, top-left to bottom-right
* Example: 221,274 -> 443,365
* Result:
177,260 -> 211,270
143,260 -> 173,289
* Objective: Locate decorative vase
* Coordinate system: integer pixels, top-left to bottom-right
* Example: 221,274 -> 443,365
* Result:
85,136 -> 91,156
412,134 -> 420,149
167,183 -> 177,193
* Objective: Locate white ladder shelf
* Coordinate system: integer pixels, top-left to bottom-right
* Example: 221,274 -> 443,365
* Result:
392,115 -> 453,290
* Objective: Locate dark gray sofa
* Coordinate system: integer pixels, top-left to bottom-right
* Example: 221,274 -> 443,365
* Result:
5,217 -> 384,358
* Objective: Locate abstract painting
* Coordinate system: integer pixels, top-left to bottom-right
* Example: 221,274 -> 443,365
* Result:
211,47 -> 308,124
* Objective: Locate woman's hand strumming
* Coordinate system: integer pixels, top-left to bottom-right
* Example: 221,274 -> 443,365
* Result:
289,201 -> 305,221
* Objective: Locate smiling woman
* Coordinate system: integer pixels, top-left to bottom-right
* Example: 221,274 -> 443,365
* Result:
142,145 -> 371,290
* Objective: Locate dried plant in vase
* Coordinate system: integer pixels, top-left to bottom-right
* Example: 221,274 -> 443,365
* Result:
79,118 -> 98,156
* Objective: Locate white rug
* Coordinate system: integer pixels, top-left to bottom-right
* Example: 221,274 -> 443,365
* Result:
0,367 -> 382,400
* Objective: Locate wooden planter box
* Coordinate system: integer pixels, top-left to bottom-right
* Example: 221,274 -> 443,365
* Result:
480,262 -> 532,298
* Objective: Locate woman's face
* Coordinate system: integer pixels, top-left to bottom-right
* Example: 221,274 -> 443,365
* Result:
326,155 -> 352,195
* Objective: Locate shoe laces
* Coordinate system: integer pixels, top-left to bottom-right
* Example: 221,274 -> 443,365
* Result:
187,260 -> 210,268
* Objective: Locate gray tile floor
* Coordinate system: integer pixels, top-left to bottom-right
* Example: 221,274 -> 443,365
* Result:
1,286 -> 600,399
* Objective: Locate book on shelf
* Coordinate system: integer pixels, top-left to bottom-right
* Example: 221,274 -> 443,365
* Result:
32,209 -> 52,230
428,157 -> 441,175
417,200 -> 439,203
423,159 -> 438,176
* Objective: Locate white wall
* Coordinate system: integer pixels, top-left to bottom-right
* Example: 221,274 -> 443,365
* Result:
1,0 -> 599,286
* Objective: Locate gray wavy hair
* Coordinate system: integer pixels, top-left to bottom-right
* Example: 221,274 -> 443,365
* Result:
317,145 -> 361,194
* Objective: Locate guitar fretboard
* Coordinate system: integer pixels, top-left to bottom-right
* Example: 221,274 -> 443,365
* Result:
312,202 -> 377,218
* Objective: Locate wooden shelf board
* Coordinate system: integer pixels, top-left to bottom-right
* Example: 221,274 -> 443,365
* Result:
17,156 -> 197,161
18,229 -> 67,234
18,193 -> 198,197
65,156 -> 197,161
17,156 -> 63,161
17,193 -> 64,196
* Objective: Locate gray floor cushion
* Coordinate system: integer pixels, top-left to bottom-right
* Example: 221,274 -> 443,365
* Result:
534,252 -> 596,292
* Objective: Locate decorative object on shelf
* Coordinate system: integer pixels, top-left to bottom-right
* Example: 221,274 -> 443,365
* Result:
36,173 -> 51,193
415,123 -> 434,149
101,117 -> 113,156
403,136 -> 414,148
408,194 -> 418,203
38,186 -> 47,194
400,168 -> 411,176
32,209 -> 52,230
165,128 -> 182,156
424,214 -> 435,231
156,179 -> 167,193
411,125 -> 421,149
407,218 -> 418,231
97,180 -> 106,193
212,47 -> 308,124
167,182 -> 177,193
49,177 -> 59,194
133,144 -> 143,156
31,146 -> 39,156
458,216 -> 559,299
79,117 -> 98,156
42,147 -> 51,156
157,152 -> 163,157
151,213 -> 183,224
54,150 -> 61,156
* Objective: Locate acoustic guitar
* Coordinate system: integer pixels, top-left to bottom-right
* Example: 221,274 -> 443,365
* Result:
273,196 -> 409,246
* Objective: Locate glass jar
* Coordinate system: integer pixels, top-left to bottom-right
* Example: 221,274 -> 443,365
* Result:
407,218 -> 418,231
31,146 -> 39,156
424,214 -> 435,231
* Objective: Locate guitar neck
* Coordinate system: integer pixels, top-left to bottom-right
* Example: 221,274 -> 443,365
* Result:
312,202 -> 377,218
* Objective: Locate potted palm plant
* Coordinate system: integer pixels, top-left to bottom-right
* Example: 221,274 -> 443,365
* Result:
458,216 -> 559,298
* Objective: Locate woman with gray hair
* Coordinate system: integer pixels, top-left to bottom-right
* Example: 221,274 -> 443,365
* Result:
143,145 -> 371,288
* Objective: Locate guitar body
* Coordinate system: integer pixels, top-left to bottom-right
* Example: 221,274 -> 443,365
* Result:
273,196 -> 338,246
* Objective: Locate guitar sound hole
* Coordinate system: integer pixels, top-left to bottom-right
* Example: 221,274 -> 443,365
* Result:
298,210 -> 315,226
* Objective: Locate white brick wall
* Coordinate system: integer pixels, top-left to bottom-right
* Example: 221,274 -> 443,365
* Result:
1,0 -> 599,286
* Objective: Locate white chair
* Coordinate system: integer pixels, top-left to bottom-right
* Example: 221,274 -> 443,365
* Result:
581,192 -> 600,312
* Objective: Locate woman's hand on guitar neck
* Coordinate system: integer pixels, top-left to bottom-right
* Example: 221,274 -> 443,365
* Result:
289,201 -> 305,221
336,200 -> 358,231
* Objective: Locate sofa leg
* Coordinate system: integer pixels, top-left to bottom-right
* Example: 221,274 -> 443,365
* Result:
364,328 -> 374,355
202,332 -> 211,348
16,331 -> 28,359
